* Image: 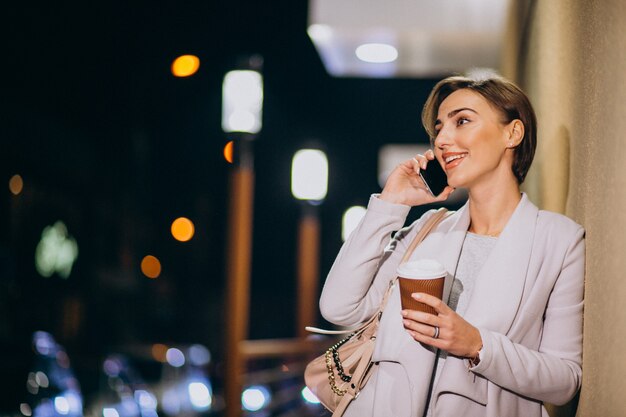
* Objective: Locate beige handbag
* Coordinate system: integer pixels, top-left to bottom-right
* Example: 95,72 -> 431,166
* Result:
304,208 -> 449,416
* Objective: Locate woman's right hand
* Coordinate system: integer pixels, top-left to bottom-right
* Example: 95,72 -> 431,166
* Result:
379,149 -> 455,206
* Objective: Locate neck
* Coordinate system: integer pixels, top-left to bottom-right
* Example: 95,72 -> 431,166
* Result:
467,177 -> 521,237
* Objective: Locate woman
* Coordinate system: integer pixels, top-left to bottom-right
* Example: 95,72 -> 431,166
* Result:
319,75 -> 584,417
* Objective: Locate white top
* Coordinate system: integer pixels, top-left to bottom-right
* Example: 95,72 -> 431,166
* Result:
425,232 -> 498,417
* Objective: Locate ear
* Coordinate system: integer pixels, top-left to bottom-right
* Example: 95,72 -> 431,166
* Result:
506,119 -> 524,148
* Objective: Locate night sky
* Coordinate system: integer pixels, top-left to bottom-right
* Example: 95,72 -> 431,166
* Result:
1,0 -> 443,407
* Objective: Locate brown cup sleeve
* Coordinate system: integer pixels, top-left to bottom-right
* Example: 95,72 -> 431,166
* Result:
398,277 -> 444,315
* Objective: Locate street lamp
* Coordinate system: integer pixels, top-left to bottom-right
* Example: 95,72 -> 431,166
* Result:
221,70 -> 263,135
291,149 -> 328,202
291,149 -> 328,337
222,56 -> 263,417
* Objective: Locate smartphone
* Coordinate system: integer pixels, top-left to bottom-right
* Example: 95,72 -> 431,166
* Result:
419,159 -> 448,196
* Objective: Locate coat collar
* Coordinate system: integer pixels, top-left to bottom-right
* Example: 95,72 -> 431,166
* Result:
432,193 -> 539,412
438,192 -> 539,333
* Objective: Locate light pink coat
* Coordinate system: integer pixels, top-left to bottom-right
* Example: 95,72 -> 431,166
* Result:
320,193 -> 584,417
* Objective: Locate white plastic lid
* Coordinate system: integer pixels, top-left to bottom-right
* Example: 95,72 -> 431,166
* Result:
397,259 -> 446,279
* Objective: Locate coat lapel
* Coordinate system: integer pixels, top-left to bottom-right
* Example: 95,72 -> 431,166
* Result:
462,193 -> 538,333
432,194 -> 539,413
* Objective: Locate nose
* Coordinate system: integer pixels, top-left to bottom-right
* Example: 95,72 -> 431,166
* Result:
433,124 -> 454,149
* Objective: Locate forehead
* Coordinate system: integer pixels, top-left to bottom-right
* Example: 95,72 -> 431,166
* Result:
436,89 -> 493,120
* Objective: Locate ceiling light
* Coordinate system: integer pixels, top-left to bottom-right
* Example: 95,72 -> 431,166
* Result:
355,43 -> 398,63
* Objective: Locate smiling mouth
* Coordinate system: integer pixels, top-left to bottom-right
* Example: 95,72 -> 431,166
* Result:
444,153 -> 468,164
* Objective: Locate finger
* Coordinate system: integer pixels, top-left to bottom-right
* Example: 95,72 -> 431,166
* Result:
433,185 -> 455,202
410,157 -> 422,174
403,319 -> 438,337
406,329 -> 445,349
412,154 -> 428,170
412,293 -> 450,315
425,149 -> 435,160
401,309 -> 440,326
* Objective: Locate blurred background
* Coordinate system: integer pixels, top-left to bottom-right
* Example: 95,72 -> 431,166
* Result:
1,1 -> 625,417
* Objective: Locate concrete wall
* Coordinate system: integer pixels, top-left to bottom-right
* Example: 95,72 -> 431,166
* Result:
503,1 -> 626,416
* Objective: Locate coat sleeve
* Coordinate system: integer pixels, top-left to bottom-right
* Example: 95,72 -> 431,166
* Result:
470,226 -> 585,405
319,195 -> 435,327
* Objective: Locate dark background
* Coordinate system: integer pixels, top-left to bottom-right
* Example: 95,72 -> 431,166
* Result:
0,0 -> 442,408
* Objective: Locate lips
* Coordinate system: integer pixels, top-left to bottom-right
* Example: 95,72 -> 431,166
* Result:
442,152 -> 468,169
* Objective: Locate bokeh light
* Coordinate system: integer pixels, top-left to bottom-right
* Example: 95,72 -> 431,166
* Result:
223,140 -> 234,163
103,408 -> 119,417
151,343 -> 168,362
355,43 -> 398,63
301,386 -> 321,404
171,217 -> 195,242
241,385 -> 271,412
171,55 -> 200,77
35,371 -> 49,388
54,396 -> 70,414
35,221 -> 79,279
166,348 -> 185,367
221,70 -> 263,134
291,149 -> 329,201
189,344 -> 211,366
342,206 -> 367,241
20,403 -> 32,417
9,174 -> 24,195
141,255 -> 161,279
188,382 -> 212,409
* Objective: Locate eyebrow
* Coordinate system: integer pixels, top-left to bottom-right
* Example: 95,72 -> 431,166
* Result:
434,107 -> 479,126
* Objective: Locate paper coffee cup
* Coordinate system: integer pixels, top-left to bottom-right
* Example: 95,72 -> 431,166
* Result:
397,259 -> 446,315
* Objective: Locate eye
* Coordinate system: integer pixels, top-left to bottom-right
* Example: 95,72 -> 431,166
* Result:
457,117 -> 470,126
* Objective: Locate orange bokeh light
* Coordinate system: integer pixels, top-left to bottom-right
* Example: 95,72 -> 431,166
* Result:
141,255 -> 161,279
223,141 -> 234,163
171,217 -> 195,242
171,55 -> 200,77
9,174 -> 23,195
151,343 -> 169,362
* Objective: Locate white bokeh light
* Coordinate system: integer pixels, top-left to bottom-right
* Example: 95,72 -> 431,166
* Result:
222,70 -> 263,134
301,386 -> 321,404
241,386 -> 271,412
291,149 -> 329,201
103,408 -> 119,417
342,206 -> 367,241
35,221 -> 78,279
355,43 -> 398,63
54,396 -> 70,415
188,382 -> 212,409
166,348 -> 185,367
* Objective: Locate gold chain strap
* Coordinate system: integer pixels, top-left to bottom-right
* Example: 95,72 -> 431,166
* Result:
325,348 -> 347,396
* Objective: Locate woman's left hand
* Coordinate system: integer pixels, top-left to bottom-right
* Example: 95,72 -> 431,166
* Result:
402,293 -> 483,358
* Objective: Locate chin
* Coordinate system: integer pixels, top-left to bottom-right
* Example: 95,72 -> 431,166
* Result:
445,176 -> 466,189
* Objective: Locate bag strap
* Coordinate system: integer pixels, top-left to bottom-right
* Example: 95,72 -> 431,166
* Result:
378,207 -> 449,311
400,207 -> 449,264
306,208 -> 449,335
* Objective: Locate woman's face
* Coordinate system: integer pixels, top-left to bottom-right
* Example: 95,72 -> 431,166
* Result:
432,88 -> 515,190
